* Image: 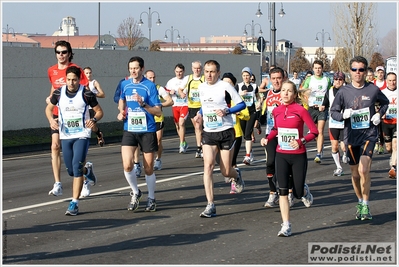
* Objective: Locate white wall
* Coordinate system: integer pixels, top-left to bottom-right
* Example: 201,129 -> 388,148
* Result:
2,47 -> 259,130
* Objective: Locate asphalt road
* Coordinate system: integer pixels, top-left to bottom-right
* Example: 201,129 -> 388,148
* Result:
2,132 -> 397,265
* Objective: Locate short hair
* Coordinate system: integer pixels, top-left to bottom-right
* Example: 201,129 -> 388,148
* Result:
66,66 -> 81,78
349,56 -> 368,69
386,72 -> 397,78
175,63 -> 185,71
128,56 -> 144,69
192,60 -> 202,67
145,69 -> 155,76
312,60 -> 324,68
269,67 -> 285,77
366,67 -> 374,74
204,60 -> 220,72
83,66 -> 92,72
54,40 -> 74,61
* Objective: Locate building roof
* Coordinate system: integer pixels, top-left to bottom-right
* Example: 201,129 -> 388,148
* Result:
2,34 -> 39,45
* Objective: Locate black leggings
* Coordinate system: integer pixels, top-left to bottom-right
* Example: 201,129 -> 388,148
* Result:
240,112 -> 258,140
232,136 -> 242,167
265,136 -> 278,175
275,152 -> 308,198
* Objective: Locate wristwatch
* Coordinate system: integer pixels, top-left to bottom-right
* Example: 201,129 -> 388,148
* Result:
300,137 -> 307,145
141,102 -> 147,107
91,117 -> 97,123
224,108 -> 230,115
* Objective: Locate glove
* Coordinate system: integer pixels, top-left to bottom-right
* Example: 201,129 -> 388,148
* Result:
371,113 -> 381,125
342,108 -> 353,119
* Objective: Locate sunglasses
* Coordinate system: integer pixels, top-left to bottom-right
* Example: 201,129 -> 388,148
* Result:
56,50 -> 68,55
350,68 -> 365,72
334,78 -> 344,81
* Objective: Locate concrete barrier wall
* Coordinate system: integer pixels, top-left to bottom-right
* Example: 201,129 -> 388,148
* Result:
2,47 -> 259,130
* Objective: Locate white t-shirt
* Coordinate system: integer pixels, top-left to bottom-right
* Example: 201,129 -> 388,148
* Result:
166,76 -> 189,107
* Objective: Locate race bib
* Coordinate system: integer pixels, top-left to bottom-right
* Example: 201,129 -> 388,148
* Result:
350,107 -> 370,129
128,111 -> 147,132
329,116 -> 344,129
386,105 -> 397,120
203,106 -> 223,129
189,89 -> 200,103
277,128 -> 299,150
243,92 -> 254,107
63,113 -> 83,135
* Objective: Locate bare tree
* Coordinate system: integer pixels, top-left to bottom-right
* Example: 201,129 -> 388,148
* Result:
117,16 -> 143,50
290,48 -> 311,73
314,47 -> 331,72
332,47 -> 352,72
369,52 -> 385,71
380,29 -> 397,58
331,3 -> 378,65
232,46 -> 242,55
150,40 -> 161,51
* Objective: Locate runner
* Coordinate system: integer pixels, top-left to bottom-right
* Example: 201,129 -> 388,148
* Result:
117,56 -> 162,212
45,66 -> 103,215
323,71 -> 349,177
330,56 -> 389,220
260,80 -> 318,237
47,40 -> 89,197
381,72 -> 397,178
194,60 -> 246,218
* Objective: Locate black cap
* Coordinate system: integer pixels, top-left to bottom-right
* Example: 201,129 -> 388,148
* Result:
222,72 -> 237,86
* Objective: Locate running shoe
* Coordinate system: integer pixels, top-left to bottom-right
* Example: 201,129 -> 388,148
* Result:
84,162 -> 97,186
249,152 -> 254,163
361,204 -> 372,220
145,198 -> 156,212
134,163 -> 142,177
277,223 -> 292,237
127,189 -> 142,211
355,203 -> 362,220
374,143 -> 379,153
65,201 -> 79,216
264,193 -> 279,208
378,145 -> 384,155
179,142 -> 189,153
301,184 -> 313,208
288,192 -> 294,208
388,167 -> 396,179
80,180 -> 91,198
233,168 -> 245,193
195,149 -> 203,158
333,168 -> 343,177
97,132 -> 105,147
48,182 -> 63,196
243,156 -> 251,165
314,154 -> 321,163
342,152 -> 349,164
153,159 -> 162,171
229,181 -> 237,194
200,203 -> 216,218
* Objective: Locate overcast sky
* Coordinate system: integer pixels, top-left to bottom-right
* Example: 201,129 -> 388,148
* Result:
1,1 -> 397,47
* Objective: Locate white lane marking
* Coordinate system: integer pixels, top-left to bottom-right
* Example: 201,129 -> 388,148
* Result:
2,147 -> 323,214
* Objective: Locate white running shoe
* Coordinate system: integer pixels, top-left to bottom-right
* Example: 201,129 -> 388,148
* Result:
264,193 -> 279,208
153,159 -> 162,170
301,184 -> 313,208
48,182 -> 63,196
80,180 -> 91,198
243,156 -> 251,165
333,168 -> 343,176
277,223 -> 292,237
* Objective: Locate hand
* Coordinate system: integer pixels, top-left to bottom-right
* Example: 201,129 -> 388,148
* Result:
49,118 -> 59,131
289,139 -> 299,150
342,108 -> 353,119
260,138 -> 268,146
117,112 -> 126,121
46,96 -> 51,104
371,113 -> 381,125
319,106 -> 325,112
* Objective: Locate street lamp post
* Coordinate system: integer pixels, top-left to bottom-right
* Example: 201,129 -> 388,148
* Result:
138,7 -> 162,51
255,2 -> 285,67
2,24 -> 15,46
243,20 -> 263,55
178,36 -> 190,51
164,26 -> 180,52
315,29 -> 331,48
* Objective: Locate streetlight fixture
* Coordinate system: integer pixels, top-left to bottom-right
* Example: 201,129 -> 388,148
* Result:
164,26 -> 180,51
2,24 -> 16,46
256,2 -> 285,66
315,29 -> 331,48
138,7 -> 162,50
178,36 -> 190,51
243,20 -> 263,55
